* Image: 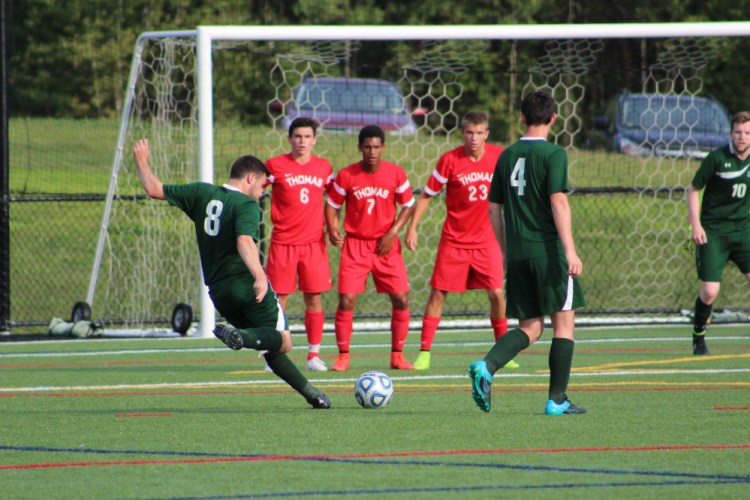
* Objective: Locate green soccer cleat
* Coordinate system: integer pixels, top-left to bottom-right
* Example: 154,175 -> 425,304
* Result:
502,358 -> 520,369
414,351 -> 431,370
469,360 -> 493,412
544,396 -> 587,415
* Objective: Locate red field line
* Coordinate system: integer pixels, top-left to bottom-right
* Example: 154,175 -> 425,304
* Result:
2,444 -> 748,471
114,413 -> 173,417
713,406 -> 749,410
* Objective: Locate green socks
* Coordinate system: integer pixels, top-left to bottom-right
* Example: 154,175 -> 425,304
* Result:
484,329 -> 530,373
263,351 -> 322,402
236,326 -> 283,352
548,338 -> 574,404
693,297 -> 712,334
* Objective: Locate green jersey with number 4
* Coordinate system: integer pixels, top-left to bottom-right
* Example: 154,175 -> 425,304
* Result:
691,144 -> 750,235
164,182 -> 260,286
488,137 -> 569,263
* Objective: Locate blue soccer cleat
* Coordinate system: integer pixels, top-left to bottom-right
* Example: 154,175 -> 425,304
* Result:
545,396 -> 587,415
469,360 -> 493,412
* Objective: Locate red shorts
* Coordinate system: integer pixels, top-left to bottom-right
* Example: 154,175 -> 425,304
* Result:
338,237 -> 410,294
265,241 -> 332,295
430,244 -> 504,292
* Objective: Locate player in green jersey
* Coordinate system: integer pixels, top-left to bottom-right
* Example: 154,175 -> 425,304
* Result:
468,91 -> 586,415
133,139 -> 330,409
687,111 -> 750,355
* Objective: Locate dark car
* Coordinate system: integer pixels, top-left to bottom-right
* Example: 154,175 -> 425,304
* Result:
271,77 -> 424,135
595,91 -> 730,159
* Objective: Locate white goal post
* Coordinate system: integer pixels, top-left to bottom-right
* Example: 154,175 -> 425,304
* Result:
88,22 -> 750,337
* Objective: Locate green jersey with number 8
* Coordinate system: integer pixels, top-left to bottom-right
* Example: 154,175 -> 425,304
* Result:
164,182 -> 260,286
488,137 -> 569,263
691,144 -> 750,235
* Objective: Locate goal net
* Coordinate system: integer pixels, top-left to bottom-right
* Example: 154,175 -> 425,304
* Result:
87,24 -> 750,335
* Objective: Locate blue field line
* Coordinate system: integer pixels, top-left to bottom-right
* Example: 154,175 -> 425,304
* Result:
4,444 -> 748,484
156,478 -> 750,499
300,456 -> 750,482
0,444 -> 267,459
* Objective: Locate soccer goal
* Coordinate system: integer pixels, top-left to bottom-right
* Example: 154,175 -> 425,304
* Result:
86,22 -> 750,336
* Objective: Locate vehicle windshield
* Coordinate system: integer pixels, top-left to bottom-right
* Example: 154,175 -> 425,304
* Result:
621,96 -> 729,134
295,80 -> 405,113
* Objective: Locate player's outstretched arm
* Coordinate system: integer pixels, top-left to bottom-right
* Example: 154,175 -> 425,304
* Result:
237,234 -> 268,303
405,192 -> 432,251
550,192 -> 582,277
686,186 -> 707,246
132,139 -> 165,200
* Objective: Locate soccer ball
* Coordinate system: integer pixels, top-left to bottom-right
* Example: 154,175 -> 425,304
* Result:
354,371 -> 394,409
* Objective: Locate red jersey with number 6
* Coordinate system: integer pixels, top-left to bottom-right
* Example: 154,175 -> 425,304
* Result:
423,143 -> 504,248
327,160 -> 415,240
265,153 -> 334,245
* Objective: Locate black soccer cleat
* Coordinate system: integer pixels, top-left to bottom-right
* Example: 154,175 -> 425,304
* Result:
693,334 -> 709,356
213,324 -> 243,351
309,394 -> 331,409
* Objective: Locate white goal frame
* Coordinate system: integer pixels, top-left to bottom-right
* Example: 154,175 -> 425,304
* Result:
90,22 -> 750,338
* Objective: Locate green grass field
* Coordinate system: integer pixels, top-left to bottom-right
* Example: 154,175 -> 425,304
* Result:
1,325 -> 748,498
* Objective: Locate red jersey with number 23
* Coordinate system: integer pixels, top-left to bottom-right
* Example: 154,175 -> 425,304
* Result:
328,160 -> 415,240
423,143 -> 504,248
265,153 -> 334,245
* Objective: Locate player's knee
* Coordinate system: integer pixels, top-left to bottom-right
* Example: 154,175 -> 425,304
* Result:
279,330 -> 293,353
700,283 -> 720,304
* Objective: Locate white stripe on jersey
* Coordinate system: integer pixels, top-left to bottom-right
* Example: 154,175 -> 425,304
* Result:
562,275 -> 574,311
395,179 -> 411,193
431,168 -> 448,185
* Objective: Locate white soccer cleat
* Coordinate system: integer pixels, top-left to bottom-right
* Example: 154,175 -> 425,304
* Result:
305,356 -> 328,372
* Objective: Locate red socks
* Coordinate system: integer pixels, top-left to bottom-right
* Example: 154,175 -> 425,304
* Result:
334,308 -> 353,353
391,308 -> 410,351
492,317 -> 508,340
420,315 -> 441,351
304,310 -> 324,360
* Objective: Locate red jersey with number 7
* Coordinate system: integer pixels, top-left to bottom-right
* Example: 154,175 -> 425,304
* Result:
423,143 -> 504,248
327,160 -> 415,240
265,153 -> 334,245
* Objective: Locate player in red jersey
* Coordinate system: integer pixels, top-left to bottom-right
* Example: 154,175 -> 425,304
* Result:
325,125 -> 416,371
405,111 -> 518,370
265,118 -> 334,371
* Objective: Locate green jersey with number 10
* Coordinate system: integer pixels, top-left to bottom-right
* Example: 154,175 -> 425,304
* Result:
488,137 -> 569,263
691,144 -> 750,235
164,182 -> 260,286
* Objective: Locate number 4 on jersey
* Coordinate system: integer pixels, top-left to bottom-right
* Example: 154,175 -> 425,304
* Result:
510,158 -> 526,196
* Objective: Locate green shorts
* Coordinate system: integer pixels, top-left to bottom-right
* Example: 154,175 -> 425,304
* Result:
209,277 -> 288,331
506,254 -> 585,320
696,228 -> 750,282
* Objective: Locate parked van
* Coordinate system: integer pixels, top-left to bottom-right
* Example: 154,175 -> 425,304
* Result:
271,77 -> 424,135
595,91 -> 730,158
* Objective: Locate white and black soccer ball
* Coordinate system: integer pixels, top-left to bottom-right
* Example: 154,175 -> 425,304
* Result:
354,371 -> 394,409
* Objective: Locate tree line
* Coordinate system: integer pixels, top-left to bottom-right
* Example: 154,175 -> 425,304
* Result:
8,0 -> 750,136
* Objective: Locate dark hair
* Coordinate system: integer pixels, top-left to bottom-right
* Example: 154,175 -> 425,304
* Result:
358,125 -> 385,146
288,117 -> 319,137
520,91 -> 557,126
230,155 -> 269,179
461,111 -> 488,130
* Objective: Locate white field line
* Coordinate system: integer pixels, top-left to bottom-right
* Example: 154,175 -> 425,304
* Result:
2,368 -> 750,393
1,335 -> 748,359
